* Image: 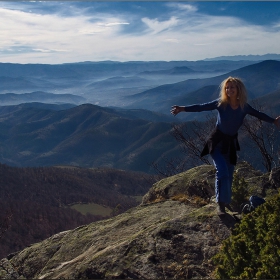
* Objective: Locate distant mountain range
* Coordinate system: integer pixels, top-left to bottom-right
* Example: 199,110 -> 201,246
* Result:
86,76 -> 151,89
0,91 -> 85,106
0,59 -> 258,108
1,60 -> 279,116
0,58 -> 279,173
0,99 -> 277,174
124,60 -> 280,119
139,66 -> 196,75
204,53 -> 280,61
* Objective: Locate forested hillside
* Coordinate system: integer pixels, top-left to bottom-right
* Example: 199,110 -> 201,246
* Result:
0,163 -> 157,258
0,103 -> 179,173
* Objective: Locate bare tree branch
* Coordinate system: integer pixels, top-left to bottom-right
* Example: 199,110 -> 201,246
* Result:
170,113 -> 216,166
150,155 -> 189,177
150,113 -> 216,176
241,101 -> 280,172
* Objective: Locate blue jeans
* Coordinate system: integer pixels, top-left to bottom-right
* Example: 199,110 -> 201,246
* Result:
211,144 -> 234,204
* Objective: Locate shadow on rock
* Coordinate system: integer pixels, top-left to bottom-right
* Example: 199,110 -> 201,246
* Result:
218,213 -> 240,229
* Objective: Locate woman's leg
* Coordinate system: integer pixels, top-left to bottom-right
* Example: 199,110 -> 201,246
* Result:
211,147 -> 235,205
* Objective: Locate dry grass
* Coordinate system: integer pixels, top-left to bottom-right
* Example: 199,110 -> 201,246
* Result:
171,193 -> 209,206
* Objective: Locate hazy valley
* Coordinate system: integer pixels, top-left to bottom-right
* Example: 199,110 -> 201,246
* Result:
0,59 -> 258,108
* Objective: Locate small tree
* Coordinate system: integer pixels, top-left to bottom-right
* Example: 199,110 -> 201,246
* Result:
230,173 -> 249,211
213,192 -> 280,279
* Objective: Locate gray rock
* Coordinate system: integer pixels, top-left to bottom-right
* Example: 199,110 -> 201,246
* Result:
3,200 -> 234,279
142,165 -> 216,205
0,258 -> 20,279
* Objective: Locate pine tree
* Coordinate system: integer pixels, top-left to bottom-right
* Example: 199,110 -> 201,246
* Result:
213,193 -> 280,279
230,173 -> 249,211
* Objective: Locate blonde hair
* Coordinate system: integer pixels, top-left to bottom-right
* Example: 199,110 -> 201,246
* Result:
218,76 -> 247,109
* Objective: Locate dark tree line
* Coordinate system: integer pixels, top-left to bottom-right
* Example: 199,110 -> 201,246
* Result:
0,198 -> 102,259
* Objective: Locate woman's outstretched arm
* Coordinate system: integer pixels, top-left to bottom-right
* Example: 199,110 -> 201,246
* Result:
170,100 -> 218,116
170,105 -> 185,116
247,104 -> 280,129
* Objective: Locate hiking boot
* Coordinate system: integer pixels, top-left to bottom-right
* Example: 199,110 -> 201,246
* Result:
217,202 -> 226,215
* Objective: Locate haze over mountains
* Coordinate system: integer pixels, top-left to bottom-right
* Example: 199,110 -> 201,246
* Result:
0,56 -> 280,172
0,59 -> 261,108
0,91 -> 86,106
125,60 -> 280,117
204,53 -> 280,61
0,57 -> 279,117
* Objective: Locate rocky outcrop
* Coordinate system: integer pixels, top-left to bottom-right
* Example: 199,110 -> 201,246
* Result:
1,200 -> 233,279
234,161 -> 263,179
1,163 -> 279,279
142,165 -> 215,205
0,258 -> 20,279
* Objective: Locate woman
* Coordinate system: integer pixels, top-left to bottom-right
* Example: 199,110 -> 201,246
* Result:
171,76 -> 280,215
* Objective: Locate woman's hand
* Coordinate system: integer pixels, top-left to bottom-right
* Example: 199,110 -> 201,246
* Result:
171,105 -> 184,116
274,116 -> 280,128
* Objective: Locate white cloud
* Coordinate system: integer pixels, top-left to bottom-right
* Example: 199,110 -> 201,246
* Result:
194,43 -> 212,46
0,5 -> 132,62
141,16 -> 179,34
78,27 -> 106,35
104,22 -> 130,27
271,21 -> 280,30
164,39 -> 179,43
0,3 -> 279,63
168,3 -> 198,13
78,22 -> 129,35
33,48 -> 68,53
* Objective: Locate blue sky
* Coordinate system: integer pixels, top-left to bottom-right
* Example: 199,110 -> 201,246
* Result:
0,1 -> 280,64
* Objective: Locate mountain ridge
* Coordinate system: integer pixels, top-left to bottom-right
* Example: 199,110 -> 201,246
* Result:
0,103 -> 180,173
0,91 -> 86,106
204,53 -> 280,61
124,60 -> 280,113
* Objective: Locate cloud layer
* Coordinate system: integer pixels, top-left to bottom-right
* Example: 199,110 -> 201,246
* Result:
0,1 -> 279,63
